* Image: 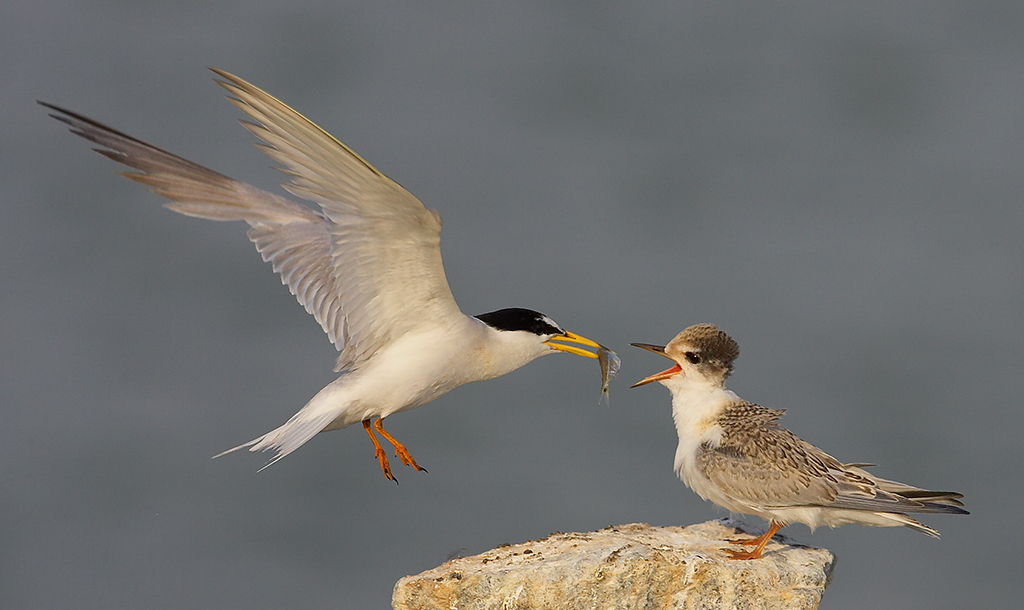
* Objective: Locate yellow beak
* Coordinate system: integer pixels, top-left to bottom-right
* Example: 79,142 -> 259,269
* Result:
544,331 -> 601,358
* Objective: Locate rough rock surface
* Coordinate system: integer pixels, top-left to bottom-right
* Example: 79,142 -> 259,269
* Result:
392,519 -> 834,610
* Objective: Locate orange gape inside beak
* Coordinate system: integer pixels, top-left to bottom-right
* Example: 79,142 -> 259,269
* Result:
631,362 -> 682,387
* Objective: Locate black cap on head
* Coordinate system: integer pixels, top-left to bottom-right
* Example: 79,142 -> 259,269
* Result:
475,308 -> 564,336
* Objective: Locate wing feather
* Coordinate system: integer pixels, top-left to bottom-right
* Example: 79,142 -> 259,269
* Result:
700,402 -> 970,518
41,69 -> 463,371
700,402 -> 891,508
209,69 -> 462,370
40,101 -> 348,348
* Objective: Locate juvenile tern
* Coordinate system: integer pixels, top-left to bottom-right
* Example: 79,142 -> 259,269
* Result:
631,324 -> 967,560
41,69 -> 609,482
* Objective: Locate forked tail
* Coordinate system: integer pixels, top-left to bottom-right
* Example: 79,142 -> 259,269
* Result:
213,411 -> 339,471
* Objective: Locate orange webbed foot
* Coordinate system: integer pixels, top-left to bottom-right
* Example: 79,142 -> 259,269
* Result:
723,521 -> 783,560
374,418 -> 428,474
724,546 -> 767,560
364,419 -> 398,483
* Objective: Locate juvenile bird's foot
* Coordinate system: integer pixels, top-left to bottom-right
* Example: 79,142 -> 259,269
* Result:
723,521 -> 783,560
724,546 -> 767,560
728,536 -> 765,545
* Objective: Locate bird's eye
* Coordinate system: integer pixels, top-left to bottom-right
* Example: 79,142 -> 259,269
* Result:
685,352 -> 701,364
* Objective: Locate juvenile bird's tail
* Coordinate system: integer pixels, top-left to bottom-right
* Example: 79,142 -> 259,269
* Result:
845,466 -> 969,513
841,464 -> 969,538
875,478 -> 967,511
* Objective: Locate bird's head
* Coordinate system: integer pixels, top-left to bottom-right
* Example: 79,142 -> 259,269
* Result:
474,308 -> 601,363
630,324 -> 739,389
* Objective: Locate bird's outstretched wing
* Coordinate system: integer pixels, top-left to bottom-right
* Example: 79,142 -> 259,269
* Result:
41,69 -> 462,371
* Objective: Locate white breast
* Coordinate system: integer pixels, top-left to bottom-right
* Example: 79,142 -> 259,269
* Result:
663,378 -> 750,512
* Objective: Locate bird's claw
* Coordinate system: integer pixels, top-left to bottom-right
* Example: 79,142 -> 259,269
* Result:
721,522 -> 782,560
723,547 -> 765,560
394,446 -> 427,472
374,445 -> 398,483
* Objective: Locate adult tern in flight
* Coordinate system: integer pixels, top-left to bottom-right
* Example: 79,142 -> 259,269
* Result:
41,69 -> 609,482
631,324 -> 967,559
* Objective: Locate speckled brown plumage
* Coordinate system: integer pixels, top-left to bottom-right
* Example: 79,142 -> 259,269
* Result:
698,401 -> 877,508
633,324 -> 968,559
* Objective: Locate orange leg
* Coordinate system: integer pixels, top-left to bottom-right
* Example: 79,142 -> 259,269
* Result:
728,530 -> 773,545
724,521 -> 783,560
374,418 -> 427,473
363,419 -> 396,483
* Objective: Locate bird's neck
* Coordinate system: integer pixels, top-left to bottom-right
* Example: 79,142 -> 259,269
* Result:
666,377 -> 736,481
666,377 -> 735,441
470,322 -> 550,382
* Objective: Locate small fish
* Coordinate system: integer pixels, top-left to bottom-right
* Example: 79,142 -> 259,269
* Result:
597,345 -> 621,405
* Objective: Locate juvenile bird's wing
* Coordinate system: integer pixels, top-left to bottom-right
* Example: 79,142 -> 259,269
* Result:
701,402 -> 968,518
699,402 -> 879,508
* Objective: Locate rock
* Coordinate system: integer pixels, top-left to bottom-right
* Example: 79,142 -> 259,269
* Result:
392,519 -> 834,610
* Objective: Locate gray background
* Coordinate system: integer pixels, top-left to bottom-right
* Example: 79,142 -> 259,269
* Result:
4,2 -> 1021,608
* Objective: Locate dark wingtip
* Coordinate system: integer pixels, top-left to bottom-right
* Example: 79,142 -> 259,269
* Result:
39,100 -> 85,122
919,501 -> 970,515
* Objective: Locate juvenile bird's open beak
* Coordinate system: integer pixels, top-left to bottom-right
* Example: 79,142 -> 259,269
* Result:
545,331 -> 601,358
630,343 -> 682,387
